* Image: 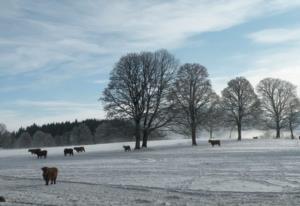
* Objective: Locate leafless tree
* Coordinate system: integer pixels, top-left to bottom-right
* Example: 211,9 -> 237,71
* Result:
257,78 -> 297,138
169,63 -> 213,145
222,77 -> 260,141
102,49 -> 177,149
202,93 -> 224,139
284,97 -> 300,139
140,50 -> 177,147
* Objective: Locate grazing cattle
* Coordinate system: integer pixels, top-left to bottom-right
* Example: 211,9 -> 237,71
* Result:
41,167 -> 58,185
36,150 -> 47,158
208,139 -> 221,147
74,146 -> 85,153
28,148 -> 41,155
123,145 -> 131,151
64,148 -> 74,156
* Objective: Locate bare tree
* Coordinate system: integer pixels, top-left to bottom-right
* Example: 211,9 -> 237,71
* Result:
222,77 -> 260,141
257,78 -> 297,138
170,63 -> 213,145
102,49 -> 177,149
202,93 -> 224,139
140,50 -> 177,147
284,97 -> 300,139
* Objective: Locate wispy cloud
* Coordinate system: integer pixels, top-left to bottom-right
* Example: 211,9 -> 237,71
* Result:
1,0 -> 300,78
248,27 -> 300,44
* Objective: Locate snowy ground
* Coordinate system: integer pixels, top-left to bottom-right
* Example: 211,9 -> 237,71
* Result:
1,138 -> 300,205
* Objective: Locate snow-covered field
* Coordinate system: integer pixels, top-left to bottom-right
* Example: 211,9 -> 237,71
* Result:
1,138 -> 300,205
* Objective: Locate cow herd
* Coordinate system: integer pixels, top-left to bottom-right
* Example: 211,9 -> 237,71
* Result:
28,141 -> 221,186
28,146 -> 86,158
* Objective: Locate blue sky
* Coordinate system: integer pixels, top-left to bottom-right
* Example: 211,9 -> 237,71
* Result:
1,0 -> 300,131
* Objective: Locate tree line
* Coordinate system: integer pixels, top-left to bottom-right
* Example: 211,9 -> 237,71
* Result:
0,119 -> 165,148
102,49 -> 300,149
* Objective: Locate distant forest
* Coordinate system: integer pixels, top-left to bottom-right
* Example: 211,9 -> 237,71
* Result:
0,119 -> 164,149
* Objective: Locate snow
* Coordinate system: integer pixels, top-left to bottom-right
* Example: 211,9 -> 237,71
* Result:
1,138 -> 300,205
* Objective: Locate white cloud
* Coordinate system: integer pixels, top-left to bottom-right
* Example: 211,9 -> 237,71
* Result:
1,0 -> 300,77
248,27 -> 300,44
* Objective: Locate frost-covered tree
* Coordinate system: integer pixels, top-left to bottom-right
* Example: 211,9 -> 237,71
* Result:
284,97 -> 300,139
70,124 -> 93,145
202,93 -> 224,139
15,132 -> 32,148
257,78 -> 297,138
169,63 -> 213,145
0,123 -> 7,135
32,131 -> 55,147
222,77 -> 260,141
0,124 -> 15,148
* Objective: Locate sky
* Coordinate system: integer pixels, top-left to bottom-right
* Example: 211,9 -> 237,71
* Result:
1,0 -> 300,131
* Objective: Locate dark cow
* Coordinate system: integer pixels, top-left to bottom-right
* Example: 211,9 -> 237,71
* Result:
74,147 -> 85,153
41,167 -> 58,185
64,148 -> 74,156
208,139 -> 221,147
0,196 -> 5,202
123,145 -> 131,152
36,150 -> 47,158
253,136 -> 258,139
28,148 -> 41,155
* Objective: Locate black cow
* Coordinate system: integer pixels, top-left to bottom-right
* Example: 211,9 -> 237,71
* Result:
28,148 -> 41,155
36,150 -> 47,159
208,139 -> 221,147
64,148 -> 74,156
123,145 -> 131,151
74,147 -> 85,153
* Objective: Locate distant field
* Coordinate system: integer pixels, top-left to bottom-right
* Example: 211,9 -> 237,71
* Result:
1,139 -> 300,205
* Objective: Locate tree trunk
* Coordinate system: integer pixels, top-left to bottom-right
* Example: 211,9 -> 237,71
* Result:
142,129 -> 148,148
134,120 -> 141,149
237,122 -> 242,141
276,119 -> 280,138
290,123 -> 294,139
191,126 -> 197,146
209,128 -> 213,139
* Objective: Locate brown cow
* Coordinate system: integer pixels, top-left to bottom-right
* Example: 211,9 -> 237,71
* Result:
41,167 -> 58,185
